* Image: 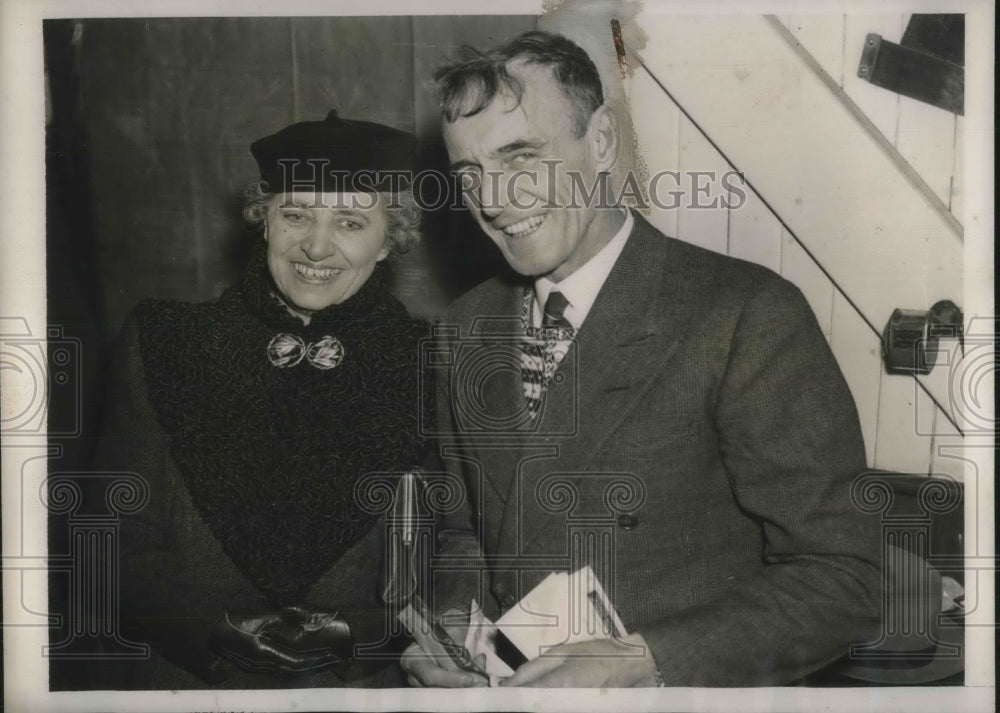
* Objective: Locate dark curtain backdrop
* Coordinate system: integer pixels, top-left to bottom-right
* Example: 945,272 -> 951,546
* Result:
43,15 -> 535,690
49,15 -> 535,327
45,14 -> 536,460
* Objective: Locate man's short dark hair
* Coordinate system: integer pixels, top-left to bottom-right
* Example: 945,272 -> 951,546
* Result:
434,30 -> 604,138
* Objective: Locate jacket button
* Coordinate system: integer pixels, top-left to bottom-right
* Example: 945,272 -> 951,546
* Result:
617,513 -> 640,530
501,593 -> 517,610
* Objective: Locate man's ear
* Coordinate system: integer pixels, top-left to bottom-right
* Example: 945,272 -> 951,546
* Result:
588,104 -> 619,173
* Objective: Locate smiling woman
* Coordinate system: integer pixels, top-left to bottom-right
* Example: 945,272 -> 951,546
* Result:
267,192 -> 391,316
242,181 -> 422,312
240,189 -> 419,319
91,111 -> 429,690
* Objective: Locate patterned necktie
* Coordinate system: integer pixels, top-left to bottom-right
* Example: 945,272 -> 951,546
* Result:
522,289 -> 576,420
542,290 -> 573,329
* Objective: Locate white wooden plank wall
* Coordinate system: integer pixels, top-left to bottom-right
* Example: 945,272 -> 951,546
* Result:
727,190 -> 782,275
782,14 -> 965,480
921,337 -> 968,481
780,231 -> 835,342
631,14 -> 964,478
829,292 -> 881,467
784,13 -> 963,221
676,115 -> 730,256
629,68 -> 680,240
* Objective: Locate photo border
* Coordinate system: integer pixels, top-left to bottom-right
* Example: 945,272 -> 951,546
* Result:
2,0 -> 994,711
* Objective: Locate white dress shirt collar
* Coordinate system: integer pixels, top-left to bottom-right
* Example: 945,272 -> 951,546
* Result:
533,209 -> 635,329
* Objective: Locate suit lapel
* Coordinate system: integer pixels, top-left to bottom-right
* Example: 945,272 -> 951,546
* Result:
544,216 -> 696,465
452,278 -> 531,510
518,216 -> 699,552
467,283 -> 525,449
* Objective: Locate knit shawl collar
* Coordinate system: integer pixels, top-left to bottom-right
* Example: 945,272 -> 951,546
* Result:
135,244 -> 425,606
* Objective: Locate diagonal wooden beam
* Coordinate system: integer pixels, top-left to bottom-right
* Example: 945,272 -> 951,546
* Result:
767,15 -> 963,239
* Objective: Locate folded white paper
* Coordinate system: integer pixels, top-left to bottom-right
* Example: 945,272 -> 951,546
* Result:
464,600 -> 515,677
464,566 -> 627,678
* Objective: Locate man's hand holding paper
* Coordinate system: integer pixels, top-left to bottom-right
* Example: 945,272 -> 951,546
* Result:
458,567 -> 657,687
499,633 -> 658,688
399,606 -> 488,688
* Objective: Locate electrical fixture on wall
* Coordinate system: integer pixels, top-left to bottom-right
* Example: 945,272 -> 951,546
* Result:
882,300 -> 964,375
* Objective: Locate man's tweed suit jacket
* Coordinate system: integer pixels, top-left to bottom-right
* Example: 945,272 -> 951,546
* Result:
430,213 -> 882,686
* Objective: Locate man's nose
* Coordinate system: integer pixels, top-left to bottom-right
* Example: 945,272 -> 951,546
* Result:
478,170 -> 508,220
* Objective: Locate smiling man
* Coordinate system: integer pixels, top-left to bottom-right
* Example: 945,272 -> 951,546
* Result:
444,58 -> 621,282
402,31 -> 882,688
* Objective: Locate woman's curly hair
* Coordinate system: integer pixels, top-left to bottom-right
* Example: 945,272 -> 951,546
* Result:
242,181 -> 422,257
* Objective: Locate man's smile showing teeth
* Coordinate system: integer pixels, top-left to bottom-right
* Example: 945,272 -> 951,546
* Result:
293,263 -> 343,280
502,214 -> 546,237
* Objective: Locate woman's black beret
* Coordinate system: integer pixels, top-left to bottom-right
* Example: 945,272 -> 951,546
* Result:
251,110 -> 417,193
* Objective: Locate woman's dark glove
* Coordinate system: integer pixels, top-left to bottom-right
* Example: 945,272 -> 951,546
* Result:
208,606 -> 354,677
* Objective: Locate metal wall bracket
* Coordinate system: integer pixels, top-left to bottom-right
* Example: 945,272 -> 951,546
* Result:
857,14 -> 964,115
